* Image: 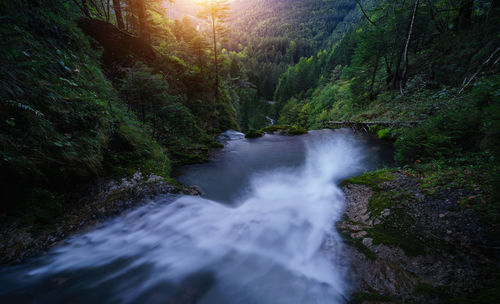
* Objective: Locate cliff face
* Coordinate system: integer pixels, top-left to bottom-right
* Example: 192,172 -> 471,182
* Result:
338,170 -> 496,303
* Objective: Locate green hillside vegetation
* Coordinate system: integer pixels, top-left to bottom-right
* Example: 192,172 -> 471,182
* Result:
274,0 -> 500,195
225,0 -> 363,131
0,0 -> 238,223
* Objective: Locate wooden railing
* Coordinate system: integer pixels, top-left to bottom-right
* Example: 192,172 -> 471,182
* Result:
325,121 -> 423,132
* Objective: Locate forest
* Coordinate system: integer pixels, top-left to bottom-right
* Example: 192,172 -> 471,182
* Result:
0,0 -> 499,303
0,0 -> 364,217
273,0 -> 500,204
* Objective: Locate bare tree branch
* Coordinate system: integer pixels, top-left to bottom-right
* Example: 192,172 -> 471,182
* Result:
72,0 -> 91,18
354,0 -> 377,26
458,47 -> 500,95
400,0 -> 420,94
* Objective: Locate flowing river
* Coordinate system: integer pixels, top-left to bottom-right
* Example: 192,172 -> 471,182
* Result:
0,129 -> 392,304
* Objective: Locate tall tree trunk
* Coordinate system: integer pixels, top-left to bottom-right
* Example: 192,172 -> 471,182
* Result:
141,104 -> 145,124
370,53 -> 380,100
125,0 -> 134,31
400,0 -> 420,94
96,0 -> 109,21
211,1 -> 219,102
113,0 -> 125,29
392,46 -> 403,89
137,0 -> 149,42
106,0 -> 111,22
383,55 -> 392,85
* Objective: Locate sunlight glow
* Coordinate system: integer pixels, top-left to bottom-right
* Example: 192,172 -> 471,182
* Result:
164,0 -> 235,19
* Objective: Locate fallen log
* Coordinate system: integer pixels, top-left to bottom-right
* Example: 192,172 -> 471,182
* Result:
326,120 -> 423,127
325,121 -> 423,133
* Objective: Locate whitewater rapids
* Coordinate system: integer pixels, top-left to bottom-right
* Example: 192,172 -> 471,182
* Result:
0,129 -> 393,303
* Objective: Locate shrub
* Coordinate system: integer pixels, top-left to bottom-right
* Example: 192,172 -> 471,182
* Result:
377,128 -> 390,140
245,129 -> 263,138
395,105 -> 482,163
119,64 -> 212,163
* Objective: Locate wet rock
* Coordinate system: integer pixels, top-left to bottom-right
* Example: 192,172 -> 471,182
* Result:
0,172 -> 186,265
338,170 -> 489,302
362,237 -> 373,247
352,231 -> 367,238
187,185 -> 203,196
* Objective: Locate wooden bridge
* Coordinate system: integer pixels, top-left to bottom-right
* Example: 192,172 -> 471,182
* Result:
325,120 -> 423,132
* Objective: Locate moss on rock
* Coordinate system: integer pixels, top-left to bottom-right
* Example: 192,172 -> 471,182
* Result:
245,129 -> 264,138
260,124 -> 308,136
340,169 -> 396,190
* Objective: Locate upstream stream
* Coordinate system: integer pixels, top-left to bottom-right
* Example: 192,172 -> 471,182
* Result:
0,129 -> 392,304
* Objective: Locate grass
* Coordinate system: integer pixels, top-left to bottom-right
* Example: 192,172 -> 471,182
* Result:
367,190 -> 414,218
367,223 -> 427,257
245,129 -> 264,138
340,169 -> 396,190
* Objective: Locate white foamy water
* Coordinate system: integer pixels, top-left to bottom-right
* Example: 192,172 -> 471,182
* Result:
0,130 -> 393,304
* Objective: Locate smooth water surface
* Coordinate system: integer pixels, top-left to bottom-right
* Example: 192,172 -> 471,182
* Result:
0,129 -> 392,304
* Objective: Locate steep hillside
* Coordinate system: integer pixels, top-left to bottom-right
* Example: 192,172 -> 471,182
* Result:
0,0 -> 237,223
227,0 -> 359,99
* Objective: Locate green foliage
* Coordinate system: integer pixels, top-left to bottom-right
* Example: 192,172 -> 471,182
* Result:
245,129 -> 263,138
287,125 -> 308,135
368,224 -> 427,257
395,104 -> 482,163
368,191 -> 408,218
0,0 -> 176,216
376,128 -> 391,140
340,169 -> 396,190
237,87 -> 271,132
104,117 -> 171,177
21,188 -> 65,225
272,0 -> 500,123
119,63 -> 230,165
227,0 -> 359,101
0,1 -> 117,199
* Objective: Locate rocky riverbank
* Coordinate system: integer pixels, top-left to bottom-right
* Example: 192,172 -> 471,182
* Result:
339,170 -> 499,303
0,173 -> 200,265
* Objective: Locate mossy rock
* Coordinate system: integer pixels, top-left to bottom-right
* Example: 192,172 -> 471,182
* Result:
287,126 -> 308,135
367,224 -> 427,257
260,125 -> 287,133
245,129 -> 264,138
207,141 -> 224,148
340,231 -> 377,260
368,190 -> 414,218
170,148 -> 210,165
259,125 -> 307,136
340,169 -> 396,190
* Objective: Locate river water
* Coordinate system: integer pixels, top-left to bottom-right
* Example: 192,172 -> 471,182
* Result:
0,129 -> 392,304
